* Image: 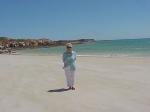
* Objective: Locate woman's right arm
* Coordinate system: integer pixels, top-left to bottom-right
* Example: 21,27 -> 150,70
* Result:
62,53 -> 65,63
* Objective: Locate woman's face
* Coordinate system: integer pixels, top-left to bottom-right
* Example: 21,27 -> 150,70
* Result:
66,46 -> 72,53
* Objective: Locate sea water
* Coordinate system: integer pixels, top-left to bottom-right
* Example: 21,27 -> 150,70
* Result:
18,38 -> 150,57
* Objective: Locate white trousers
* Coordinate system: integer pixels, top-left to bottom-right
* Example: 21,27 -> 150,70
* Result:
64,66 -> 75,87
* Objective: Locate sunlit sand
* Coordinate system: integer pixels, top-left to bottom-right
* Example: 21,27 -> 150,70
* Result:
0,55 -> 150,112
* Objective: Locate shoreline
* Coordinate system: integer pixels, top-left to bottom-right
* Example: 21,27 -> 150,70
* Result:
5,51 -> 150,58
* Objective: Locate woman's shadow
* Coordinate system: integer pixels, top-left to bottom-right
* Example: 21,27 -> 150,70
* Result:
48,88 -> 70,92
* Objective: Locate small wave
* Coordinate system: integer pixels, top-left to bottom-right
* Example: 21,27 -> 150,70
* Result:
77,54 -> 129,57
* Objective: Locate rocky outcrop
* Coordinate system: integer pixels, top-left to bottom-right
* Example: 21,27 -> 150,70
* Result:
0,37 -> 95,54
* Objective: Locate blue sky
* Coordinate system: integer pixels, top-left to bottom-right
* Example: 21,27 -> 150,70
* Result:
0,0 -> 150,40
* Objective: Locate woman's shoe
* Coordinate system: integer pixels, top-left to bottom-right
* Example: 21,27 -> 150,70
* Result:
71,87 -> 75,90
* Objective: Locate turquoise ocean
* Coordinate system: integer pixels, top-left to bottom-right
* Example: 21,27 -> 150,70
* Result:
18,38 -> 150,57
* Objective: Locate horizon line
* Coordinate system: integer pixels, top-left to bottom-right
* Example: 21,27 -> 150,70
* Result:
0,36 -> 150,41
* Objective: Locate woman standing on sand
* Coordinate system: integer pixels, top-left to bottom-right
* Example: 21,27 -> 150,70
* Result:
63,43 -> 77,90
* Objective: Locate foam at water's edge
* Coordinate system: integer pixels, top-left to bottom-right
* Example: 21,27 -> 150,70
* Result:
77,53 -> 150,58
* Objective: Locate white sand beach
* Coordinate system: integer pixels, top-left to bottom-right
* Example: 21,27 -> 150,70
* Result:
0,55 -> 150,112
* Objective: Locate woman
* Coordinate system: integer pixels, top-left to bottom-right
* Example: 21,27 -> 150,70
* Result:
63,43 -> 77,90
